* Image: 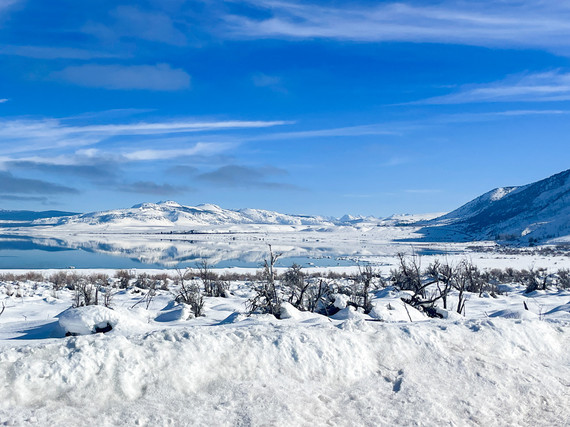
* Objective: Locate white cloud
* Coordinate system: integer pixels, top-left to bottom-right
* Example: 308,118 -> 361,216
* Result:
224,1 -> 570,54
83,6 -> 187,46
0,117 -> 291,156
123,143 -> 236,161
77,120 -> 293,135
252,73 -> 287,93
51,63 -> 191,91
258,123 -> 401,140
0,45 -> 121,60
405,189 -> 442,194
417,71 -> 570,104
0,0 -> 18,12
0,99 -> 7,103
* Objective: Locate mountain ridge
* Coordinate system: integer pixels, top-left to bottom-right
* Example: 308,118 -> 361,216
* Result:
425,169 -> 570,242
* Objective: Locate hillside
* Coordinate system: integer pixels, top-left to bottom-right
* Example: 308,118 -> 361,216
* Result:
424,169 -> 570,242
31,201 -> 347,232
0,209 -> 77,224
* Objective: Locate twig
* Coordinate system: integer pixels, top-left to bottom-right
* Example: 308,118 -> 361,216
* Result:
402,300 -> 413,322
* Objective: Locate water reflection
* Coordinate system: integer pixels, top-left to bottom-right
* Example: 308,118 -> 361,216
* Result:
0,233 -> 359,269
0,231 -> 457,269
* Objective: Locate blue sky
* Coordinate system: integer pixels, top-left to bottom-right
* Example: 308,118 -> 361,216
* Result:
0,0 -> 569,216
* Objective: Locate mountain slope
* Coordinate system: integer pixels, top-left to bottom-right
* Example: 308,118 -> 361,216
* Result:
0,210 -> 77,222
425,169 -> 570,242
32,201 -> 346,232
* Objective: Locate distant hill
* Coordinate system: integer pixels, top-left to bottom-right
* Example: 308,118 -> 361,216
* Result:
0,210 -> 78,224
423,169 -> 570,243
31,201 -> 347,231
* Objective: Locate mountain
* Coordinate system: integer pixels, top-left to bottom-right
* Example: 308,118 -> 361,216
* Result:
423,169 -> 570,242
31,201 -> 355,232
0,209 -> 78,226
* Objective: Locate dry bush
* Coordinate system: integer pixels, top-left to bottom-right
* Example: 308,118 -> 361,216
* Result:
115,270 -> 135,289
247,245 -> 282,317
174,269 -> 204,317
557,269 -> 570,289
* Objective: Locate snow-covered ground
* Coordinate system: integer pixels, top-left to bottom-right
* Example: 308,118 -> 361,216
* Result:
1,265 -> 569,426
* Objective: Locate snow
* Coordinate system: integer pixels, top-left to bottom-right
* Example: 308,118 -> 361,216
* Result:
0,169 -> 569,425
57,305 -> 149,335
0,315 -> 568,425
0,269 -> 569,426
427,168 -> 570,242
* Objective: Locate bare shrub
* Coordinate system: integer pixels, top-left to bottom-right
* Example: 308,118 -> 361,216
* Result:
174,269 -> 204,318
131,281 -> 158,310
0,273 -> 16,282
49,271 -> 70,291
21,271 -> 45,282
519,267 -> 549,293
556,269 -> 570,289
134,273 -> 153,289
282,263 -> 307,309
425,259 -> 454,310
391,253 -> 425,296
115,270 -> 135,289
72,274 -> 114,308
247,245 -> 282,317
307,279 -> 337,315
197,261 -> 228,297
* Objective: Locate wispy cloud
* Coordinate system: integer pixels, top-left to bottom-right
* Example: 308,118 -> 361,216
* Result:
0,0 -> 18,14
382,157 -> 411,167
405,189 -> 442,194
252,73 -> 287,93
0,98 -> 7,103
51,63 -> 191,91
0,171 -> 78,194
83,6 -> 188,46
256,109 -> 569,143
223,1 -> 570,54
0,45 -> 120,60
75,120 -> 292,135
258,123 -> 401,141
0,116 -> 290,156
197,164 -> 299,190
415,71 -> 570,104
118,181 -> 191,195
0,194 -> 50,204
123,143 -> 235,161
7,160 -> 119,184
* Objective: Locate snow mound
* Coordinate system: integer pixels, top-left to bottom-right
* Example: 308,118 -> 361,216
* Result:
488,308 -> 539,320
279,302 -> 302,320
58,306 -> 122,335
369,300 -> 425,322
57,306 -> 147,335
330,306 -> 367,321
154,303 -> 191,322
545,302 -> 570,319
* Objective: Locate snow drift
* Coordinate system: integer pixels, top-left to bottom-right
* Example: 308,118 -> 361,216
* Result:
0,319 -> 568,426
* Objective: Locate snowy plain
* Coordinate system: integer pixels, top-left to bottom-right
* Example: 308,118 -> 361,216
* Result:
1,261 -> 570,426
0,199 -> 569,426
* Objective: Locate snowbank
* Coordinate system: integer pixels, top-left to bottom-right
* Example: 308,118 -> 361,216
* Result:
57,306 -> 149,336
0,319 -> 568,426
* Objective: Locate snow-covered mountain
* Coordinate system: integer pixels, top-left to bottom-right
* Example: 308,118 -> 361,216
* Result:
0,209 -> 77,223
21,168 -> 570,243
425,169 -> 570,242
32,201 -> 358,232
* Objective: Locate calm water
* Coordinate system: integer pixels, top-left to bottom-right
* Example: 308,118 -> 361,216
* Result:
0,234 -> 358,269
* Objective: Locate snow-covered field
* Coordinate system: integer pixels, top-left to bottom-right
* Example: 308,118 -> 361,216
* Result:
1,262 -> 569,426
1,197 -> 569,426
